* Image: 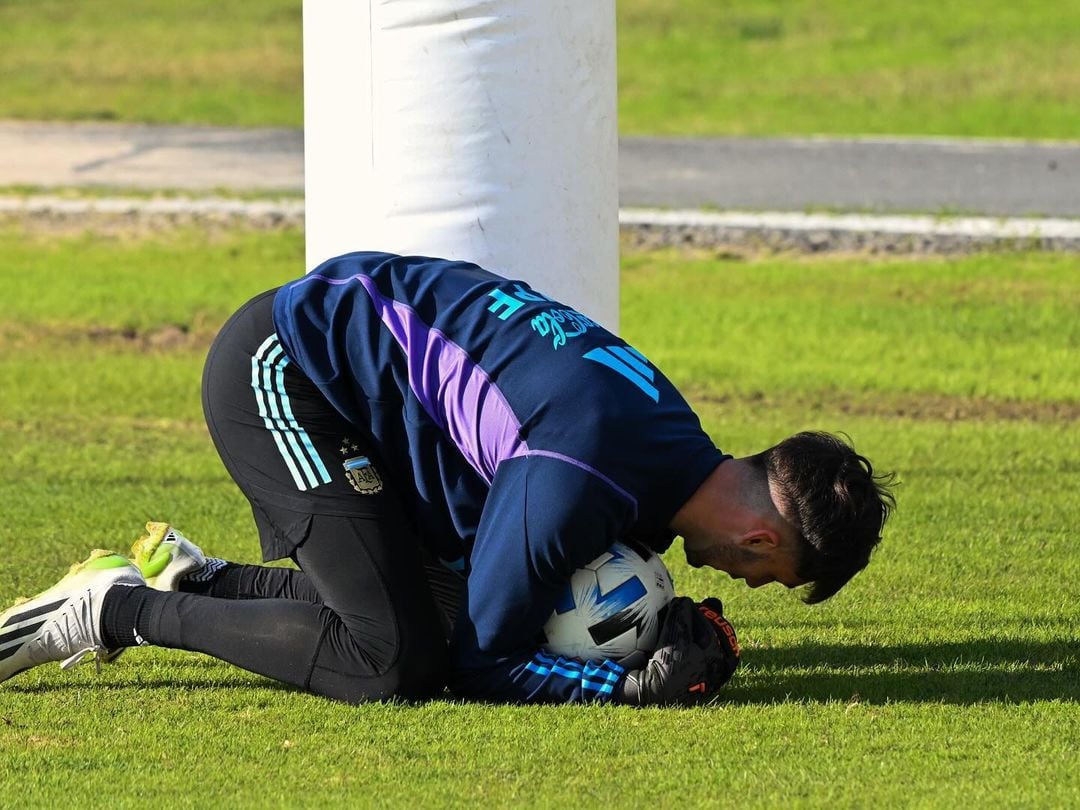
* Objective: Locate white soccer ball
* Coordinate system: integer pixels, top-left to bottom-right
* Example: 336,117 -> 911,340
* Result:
541,541 -> 675,668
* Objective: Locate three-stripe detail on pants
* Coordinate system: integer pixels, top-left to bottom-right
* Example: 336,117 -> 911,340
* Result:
251,334 -> 332,491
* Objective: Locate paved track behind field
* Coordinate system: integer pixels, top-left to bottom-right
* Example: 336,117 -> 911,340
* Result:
1,121 -> 1077,217
3,122 -> 1078,252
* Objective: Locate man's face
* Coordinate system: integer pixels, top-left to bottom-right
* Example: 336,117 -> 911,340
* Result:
723,550 -> 805,590
685,536 -> 805,590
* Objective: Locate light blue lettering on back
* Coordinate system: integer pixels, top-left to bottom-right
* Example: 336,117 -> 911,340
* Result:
487,288 -> 526,321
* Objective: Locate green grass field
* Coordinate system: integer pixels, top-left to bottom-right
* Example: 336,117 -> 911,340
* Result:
0,0 -> 1077,138
0,225 -> 1077,806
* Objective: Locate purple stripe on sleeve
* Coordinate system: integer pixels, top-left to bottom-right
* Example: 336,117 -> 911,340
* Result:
349,274 -> 527,484
525,450 -> 639,520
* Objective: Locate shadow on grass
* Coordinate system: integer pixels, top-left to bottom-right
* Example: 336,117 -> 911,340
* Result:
728,639 -> 1080,705
3,639 -> 1075,707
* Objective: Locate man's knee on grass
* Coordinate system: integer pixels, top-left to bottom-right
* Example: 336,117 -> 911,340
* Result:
312,607 -> 449,702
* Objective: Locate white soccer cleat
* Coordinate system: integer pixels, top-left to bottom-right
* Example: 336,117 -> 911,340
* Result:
0,549 -> 144,684
129,521 -> 208,592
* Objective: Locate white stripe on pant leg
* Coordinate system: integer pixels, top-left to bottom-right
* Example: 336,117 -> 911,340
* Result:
261,342 -> 320,489
251,334 -> 332,491
251,335 -> 308,490
273,354 -> 332,485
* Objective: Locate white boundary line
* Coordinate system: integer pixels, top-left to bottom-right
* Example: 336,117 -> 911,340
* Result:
618,208 -> 1080,241
2,196 -> 1079,245
632,134 -> 1080,150
0,195 -> 305,218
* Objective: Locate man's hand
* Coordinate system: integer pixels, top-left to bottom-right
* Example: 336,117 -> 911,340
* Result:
697,597 -> 741,661
618,596 -> 740,706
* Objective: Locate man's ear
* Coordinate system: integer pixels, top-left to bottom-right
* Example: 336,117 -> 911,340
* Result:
737,529 -> 782,553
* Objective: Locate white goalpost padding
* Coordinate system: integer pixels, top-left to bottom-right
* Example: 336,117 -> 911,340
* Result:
302,0 -> 619,329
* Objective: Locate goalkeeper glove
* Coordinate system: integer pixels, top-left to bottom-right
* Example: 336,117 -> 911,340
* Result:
618,596 -> 740,706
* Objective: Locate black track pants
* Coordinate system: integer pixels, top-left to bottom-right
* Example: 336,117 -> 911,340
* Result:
107,288 -> 460,703
133,514 -> 449,703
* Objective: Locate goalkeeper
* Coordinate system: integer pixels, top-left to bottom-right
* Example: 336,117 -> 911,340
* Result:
0,252 -> 893,705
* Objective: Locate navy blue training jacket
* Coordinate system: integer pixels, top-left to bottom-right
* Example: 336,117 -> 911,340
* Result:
272,251 -> 726,703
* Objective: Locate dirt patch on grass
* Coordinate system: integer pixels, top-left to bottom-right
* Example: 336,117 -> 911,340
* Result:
690,389 -> 1080,423
0,320 -> 220,353
0,207 -> 301,240
0,415 -> 207,439
85,323 -> 213,351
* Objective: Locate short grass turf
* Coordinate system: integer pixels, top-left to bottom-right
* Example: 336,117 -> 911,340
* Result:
0,227 -> 1078,807
0,0 -> 1077,138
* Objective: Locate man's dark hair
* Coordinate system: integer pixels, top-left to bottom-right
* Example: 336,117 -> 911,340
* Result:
751,431 -> 896,604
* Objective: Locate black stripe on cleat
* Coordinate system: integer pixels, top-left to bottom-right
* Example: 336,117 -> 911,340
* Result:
0,620 -> 46,649
2,598 -> 68,629
0,638 -> 35,661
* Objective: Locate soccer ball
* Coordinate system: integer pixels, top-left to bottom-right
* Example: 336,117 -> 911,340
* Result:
541,541 -> 675,668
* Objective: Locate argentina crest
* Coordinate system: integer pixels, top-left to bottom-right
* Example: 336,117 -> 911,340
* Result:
339,439 -> 383,494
